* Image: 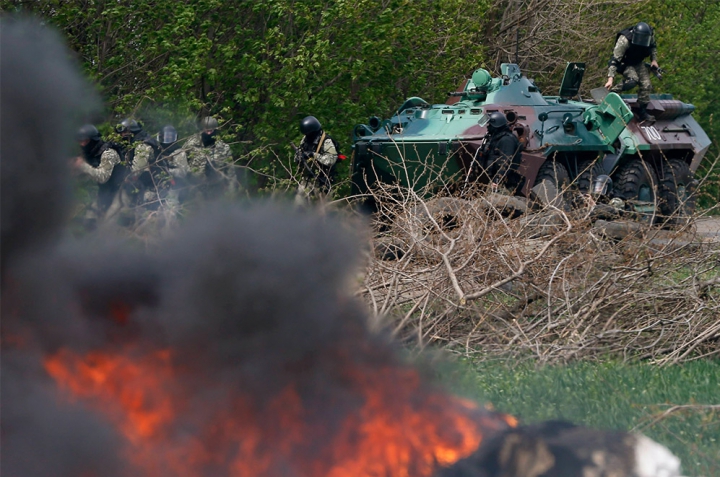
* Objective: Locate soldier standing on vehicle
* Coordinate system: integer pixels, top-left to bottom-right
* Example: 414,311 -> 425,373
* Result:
604,22 -> 660,122
73,124 -> 126,225
183,116 -> 234,199
294,116 -> 339,205
478,112 -> 524,194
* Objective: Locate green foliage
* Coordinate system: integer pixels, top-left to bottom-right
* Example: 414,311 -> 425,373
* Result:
3,0 -> 491,190
441,358 -> 720,477
1,0 -> 717,198
645,1 -> 719,139
645,0 -> 720,203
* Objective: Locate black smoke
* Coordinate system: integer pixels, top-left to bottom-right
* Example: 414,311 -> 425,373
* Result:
0,17 -> 125,477
1,16 -> 507,477
3,203 -> 389,477
0,17 -> 94,273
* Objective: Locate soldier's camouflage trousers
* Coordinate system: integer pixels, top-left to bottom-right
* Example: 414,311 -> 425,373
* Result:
611,63 -> 653,104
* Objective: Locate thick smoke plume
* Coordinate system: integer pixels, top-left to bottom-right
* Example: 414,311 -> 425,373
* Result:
0,17 -> 94,271
0,17 -> 124,477
1,18 -> 511,477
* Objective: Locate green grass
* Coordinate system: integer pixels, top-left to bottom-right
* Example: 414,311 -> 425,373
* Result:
438,358 -> 720,476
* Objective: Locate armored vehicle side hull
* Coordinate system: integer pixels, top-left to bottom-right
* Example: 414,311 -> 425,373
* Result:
351,63 -> 711,219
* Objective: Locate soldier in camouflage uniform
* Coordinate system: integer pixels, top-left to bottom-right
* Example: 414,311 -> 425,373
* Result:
114,118 -> 160,223
604,22 -> 660,122
148,125 -> 189,223
74,124 -> 126,224
116,118 -> 158,176
478,112 -> 524,194
294,116 -> 339,205
182,116 -> 234,199
154,125 -> 189,182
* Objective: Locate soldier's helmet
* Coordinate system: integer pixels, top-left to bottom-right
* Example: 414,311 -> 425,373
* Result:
76,124 -> 101,142
300,116 -> 322,135
631,22 -> 653,47
115,118 -> 142,135
487,111 -> 508,131
159,125 -> 178,145
200,116 -> 219,131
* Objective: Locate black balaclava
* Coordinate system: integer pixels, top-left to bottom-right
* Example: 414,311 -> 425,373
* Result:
159,141 -> 180,158
81,139 -> 103,159
487,124 -> 500,135
201,130 -> 217,147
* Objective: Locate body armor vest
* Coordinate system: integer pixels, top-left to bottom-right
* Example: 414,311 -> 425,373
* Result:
617,28 -> 653,66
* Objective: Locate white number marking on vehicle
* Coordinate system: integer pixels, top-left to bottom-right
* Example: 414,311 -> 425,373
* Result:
641,125 -> 663,142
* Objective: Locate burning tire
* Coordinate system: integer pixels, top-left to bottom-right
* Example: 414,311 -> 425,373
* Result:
534,161 -> 570,190
657,158 -> 696,225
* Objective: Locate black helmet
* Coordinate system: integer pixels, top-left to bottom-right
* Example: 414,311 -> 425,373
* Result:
158,125 -> 178,145
631,22 -> 653,47
76,124 -> 101,142
300,116 -> 322,135
200,116 -> 219,131
487,111 -> 508,129
115,118 -> 142,134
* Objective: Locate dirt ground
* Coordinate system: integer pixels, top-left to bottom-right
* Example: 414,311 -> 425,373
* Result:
695,216 -> 720,241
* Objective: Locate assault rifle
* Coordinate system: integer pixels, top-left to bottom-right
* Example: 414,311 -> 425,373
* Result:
645,63 -> 665,80
291,142 -> 317,179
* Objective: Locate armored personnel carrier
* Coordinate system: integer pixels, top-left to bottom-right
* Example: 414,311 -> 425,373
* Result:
350,63 -> 711,220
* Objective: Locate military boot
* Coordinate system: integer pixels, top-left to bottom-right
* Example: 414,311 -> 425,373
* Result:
638,102 -> 655,122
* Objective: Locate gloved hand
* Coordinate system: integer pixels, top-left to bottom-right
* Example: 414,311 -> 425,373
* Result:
294,150 -> 311,163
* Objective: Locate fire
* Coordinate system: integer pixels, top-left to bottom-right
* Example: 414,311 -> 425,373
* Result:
44,348 -> 176,443
44,346 -> 515,477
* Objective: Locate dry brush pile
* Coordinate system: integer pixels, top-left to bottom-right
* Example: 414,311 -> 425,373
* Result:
358,183 -> 720,365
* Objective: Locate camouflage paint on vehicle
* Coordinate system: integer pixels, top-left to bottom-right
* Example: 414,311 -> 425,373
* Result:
351,63 -> 711,211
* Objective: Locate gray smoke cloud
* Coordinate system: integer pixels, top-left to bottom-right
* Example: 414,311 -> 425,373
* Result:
0,17 -> 96,272
1,16 -> 509,477
0,17 -> 126,477
4,203 -> 383,477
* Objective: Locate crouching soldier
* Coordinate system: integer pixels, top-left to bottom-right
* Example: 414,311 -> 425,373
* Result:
478,112 -> 524,194
294,115 -> 339,205
604,22 -> 660,122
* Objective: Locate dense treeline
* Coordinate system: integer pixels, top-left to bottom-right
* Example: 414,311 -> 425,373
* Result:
2,0 -> 719,196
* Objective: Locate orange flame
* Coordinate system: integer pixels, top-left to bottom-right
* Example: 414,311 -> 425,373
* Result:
45,347 -> 515,477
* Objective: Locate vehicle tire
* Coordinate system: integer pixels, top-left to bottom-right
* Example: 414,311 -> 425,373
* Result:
657,159 -> 696,223
534,161 -> 570,190
575,160 -> 605,194
615,158 -> 658,201
614,158 -> 658,222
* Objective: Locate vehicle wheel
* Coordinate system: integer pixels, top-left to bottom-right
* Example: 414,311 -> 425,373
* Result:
575,160 -> 605,194
657,159 -> 696,223
614,158 -> 658,221
534,161 -> 570,190
615,158 -> 658,201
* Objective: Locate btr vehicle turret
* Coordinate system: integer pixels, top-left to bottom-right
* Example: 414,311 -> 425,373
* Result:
350,63 -> 711,220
